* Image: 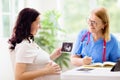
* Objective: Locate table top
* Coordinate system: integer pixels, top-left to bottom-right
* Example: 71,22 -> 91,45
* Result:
61,67 -> 120,80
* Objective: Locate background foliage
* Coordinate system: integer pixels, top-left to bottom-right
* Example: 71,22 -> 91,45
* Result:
63,0 -> 120,34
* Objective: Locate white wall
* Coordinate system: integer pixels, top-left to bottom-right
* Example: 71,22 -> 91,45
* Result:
25,0 -> 58,13
0,0 -> 3,37
0,38 -> 14,80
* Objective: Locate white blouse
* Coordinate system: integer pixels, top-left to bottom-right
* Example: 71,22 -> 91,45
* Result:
10,39 -> 60,80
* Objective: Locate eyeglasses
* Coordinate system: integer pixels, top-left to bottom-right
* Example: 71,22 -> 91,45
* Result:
87,18 -> 97,27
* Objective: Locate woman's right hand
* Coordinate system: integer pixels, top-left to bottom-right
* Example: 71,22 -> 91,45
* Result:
82,56 -> 92,65
44,62 -> 61,75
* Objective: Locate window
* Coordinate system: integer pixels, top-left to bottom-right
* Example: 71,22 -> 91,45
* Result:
60,0 -> 120,34
0,0 -> 25,38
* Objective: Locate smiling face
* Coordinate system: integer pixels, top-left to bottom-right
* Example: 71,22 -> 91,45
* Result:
87,14 -> 105,34
31,15 -> 41,35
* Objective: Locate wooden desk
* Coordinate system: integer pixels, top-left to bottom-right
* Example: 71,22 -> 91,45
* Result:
61,67 -> 120,80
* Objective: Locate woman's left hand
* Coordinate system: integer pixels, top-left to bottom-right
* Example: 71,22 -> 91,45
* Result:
50,47 -> 62,60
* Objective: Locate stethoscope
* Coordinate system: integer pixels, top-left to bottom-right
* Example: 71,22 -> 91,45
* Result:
81,31 -> 106,62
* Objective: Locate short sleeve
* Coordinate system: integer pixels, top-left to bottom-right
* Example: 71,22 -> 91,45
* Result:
71,29 -> 88,56
118,41 -> 120,53
109,35 -> 120,62
15,43 -> 37,64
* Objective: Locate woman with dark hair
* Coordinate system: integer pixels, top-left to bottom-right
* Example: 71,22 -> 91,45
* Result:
8,8 -> 61,80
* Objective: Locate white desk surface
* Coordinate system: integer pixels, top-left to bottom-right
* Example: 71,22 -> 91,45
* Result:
61,67 -> 120,80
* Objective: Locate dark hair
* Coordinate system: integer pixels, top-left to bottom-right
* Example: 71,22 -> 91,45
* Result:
8,8 -> 40,50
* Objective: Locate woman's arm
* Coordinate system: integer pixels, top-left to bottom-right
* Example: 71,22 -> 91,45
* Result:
71,55 -> 92,66
50,48 -> 62,60
15,62 -> 61,80
70,55 -> 83,66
